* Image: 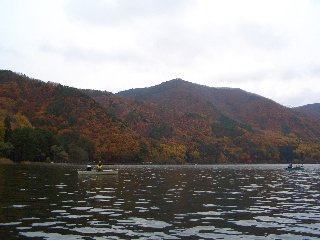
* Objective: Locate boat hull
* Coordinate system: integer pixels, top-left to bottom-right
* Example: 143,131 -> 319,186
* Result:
78,170 -> 118,175
285,167 -> 304,171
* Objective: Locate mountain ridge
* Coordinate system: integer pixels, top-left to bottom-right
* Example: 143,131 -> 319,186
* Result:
117,78 -> 320,139
294,103 -> 320,121
1,70 -> 320,164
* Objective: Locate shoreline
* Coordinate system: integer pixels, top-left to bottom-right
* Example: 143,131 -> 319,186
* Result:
0,158 -> 15,165
1,160 -> 319,168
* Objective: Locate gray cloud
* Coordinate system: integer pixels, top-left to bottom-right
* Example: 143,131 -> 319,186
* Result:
65,0 -> 192,26
217,65 -> 320,83
146,23 -> 287,69
237,23 -> 287,51
0,46 -> 23,57
39,44 -> 146,64
283,86 -> 320,108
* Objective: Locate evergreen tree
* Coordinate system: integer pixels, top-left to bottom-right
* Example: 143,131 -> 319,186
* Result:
4,116 -> 12,142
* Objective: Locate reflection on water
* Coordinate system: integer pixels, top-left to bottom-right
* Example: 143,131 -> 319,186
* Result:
0,164 -> 319,239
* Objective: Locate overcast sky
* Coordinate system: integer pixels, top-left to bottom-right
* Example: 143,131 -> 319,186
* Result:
1,0 -> 320,107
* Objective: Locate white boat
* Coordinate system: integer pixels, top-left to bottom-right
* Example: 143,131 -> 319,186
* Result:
77,170 -> 118,175
285,166 -> 304,171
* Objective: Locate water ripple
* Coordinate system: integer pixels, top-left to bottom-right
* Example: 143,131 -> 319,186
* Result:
0,164 -> 319,239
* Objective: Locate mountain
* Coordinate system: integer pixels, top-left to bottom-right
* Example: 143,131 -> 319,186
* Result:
118,79 -> 320,140
293,103 -> 320,121
1,71 -> 320,164
96,79 -> 320,163
0,70 -> 143,163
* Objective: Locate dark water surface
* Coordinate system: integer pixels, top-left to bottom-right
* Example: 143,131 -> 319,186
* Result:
0,164 -> 319,239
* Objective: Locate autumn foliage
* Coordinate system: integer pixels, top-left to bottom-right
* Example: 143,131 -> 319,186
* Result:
1,71 -> 320,164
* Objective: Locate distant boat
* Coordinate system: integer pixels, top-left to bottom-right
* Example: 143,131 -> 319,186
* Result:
285,165 -> 304,171
77,170 -> 118,175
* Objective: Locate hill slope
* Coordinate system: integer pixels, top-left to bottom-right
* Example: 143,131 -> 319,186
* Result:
0,70 -> 143,163
294,103 -> 320,121
118,79 -> 320,140
94,79 -> 320,163
2,71 -> 320,164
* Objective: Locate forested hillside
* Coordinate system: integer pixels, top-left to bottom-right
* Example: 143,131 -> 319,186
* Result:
118,79 -> 320,139
0,70 -> 143,164
1,71 -> 320,164
294,103 -> 320,121
93,79 -> 320,163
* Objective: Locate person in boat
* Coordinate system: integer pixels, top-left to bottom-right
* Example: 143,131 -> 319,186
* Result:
288,163 -> 293,168
86,164 -> 92,171
96,161 -> 103,172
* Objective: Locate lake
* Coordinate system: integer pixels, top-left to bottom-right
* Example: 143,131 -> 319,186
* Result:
0,164 -> 319,239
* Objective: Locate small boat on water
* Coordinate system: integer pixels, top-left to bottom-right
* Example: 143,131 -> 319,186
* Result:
285,165 -> 304,171
77,170 -> 118,175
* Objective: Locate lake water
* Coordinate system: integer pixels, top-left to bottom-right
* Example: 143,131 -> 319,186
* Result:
0,164 -> 319,240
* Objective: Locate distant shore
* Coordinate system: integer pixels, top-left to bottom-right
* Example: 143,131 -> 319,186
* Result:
1,160 -> 318,168
4,159 -> 313,167
0,158 -> 15,164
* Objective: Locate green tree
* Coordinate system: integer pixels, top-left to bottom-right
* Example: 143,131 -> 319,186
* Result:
0,120 -> 5,142
77,136 -> 95,162
0,141 -> 14,158
149,122 -> 174,140
57,129 -> 80,150
68,144 -> 88,163
10,128 -> 37,161
4,116 -> 12,142
51,145 -> 68,162
279,145 -> 296,162
10,127 -> 56,162
33,128 -> 56,161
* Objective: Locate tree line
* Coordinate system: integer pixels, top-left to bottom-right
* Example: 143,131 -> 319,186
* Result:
0,116 -> 95,163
